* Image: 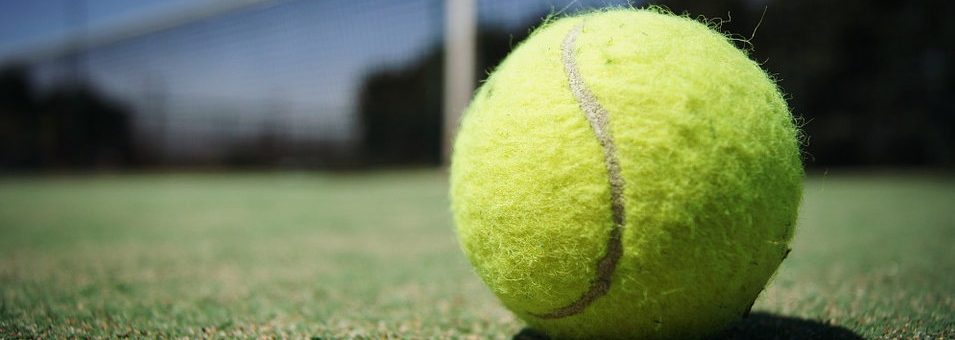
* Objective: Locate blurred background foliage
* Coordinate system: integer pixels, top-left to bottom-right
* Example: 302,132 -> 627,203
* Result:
0,0 -> 952,170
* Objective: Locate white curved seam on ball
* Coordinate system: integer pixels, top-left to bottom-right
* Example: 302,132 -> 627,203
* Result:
530,21 -> 626,320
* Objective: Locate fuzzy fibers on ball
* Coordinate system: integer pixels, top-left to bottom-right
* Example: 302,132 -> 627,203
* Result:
450,8 -> 803,339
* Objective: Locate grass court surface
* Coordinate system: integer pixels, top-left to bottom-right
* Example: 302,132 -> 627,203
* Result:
1,171 -> 952,338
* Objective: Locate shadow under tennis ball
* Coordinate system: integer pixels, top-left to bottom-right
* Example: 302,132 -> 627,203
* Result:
511,313 -> 864,340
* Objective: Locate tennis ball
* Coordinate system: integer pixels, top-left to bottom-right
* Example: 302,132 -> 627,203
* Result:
450,8 -> 803,339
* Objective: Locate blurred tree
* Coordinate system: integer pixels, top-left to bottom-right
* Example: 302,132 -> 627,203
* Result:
0,65 -> 41,168
358,49 -> 444,166
357,26 -> 534,166
0,64 -> 135,169
655,0 -> 955,167
38,86 -> 134,168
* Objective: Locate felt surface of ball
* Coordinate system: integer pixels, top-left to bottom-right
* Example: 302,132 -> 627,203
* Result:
450,8 -> 803,339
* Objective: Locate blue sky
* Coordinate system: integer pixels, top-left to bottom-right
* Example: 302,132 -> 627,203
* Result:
0,0 -> 640,58
0,0 -> 222,57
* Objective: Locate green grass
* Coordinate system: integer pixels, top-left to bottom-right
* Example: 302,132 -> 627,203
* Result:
0,170 -> 952,338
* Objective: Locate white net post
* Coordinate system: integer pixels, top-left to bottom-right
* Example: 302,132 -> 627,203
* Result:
443,0 -> 476,165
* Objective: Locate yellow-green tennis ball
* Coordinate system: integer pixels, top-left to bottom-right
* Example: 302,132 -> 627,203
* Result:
450,8 -> 803,339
